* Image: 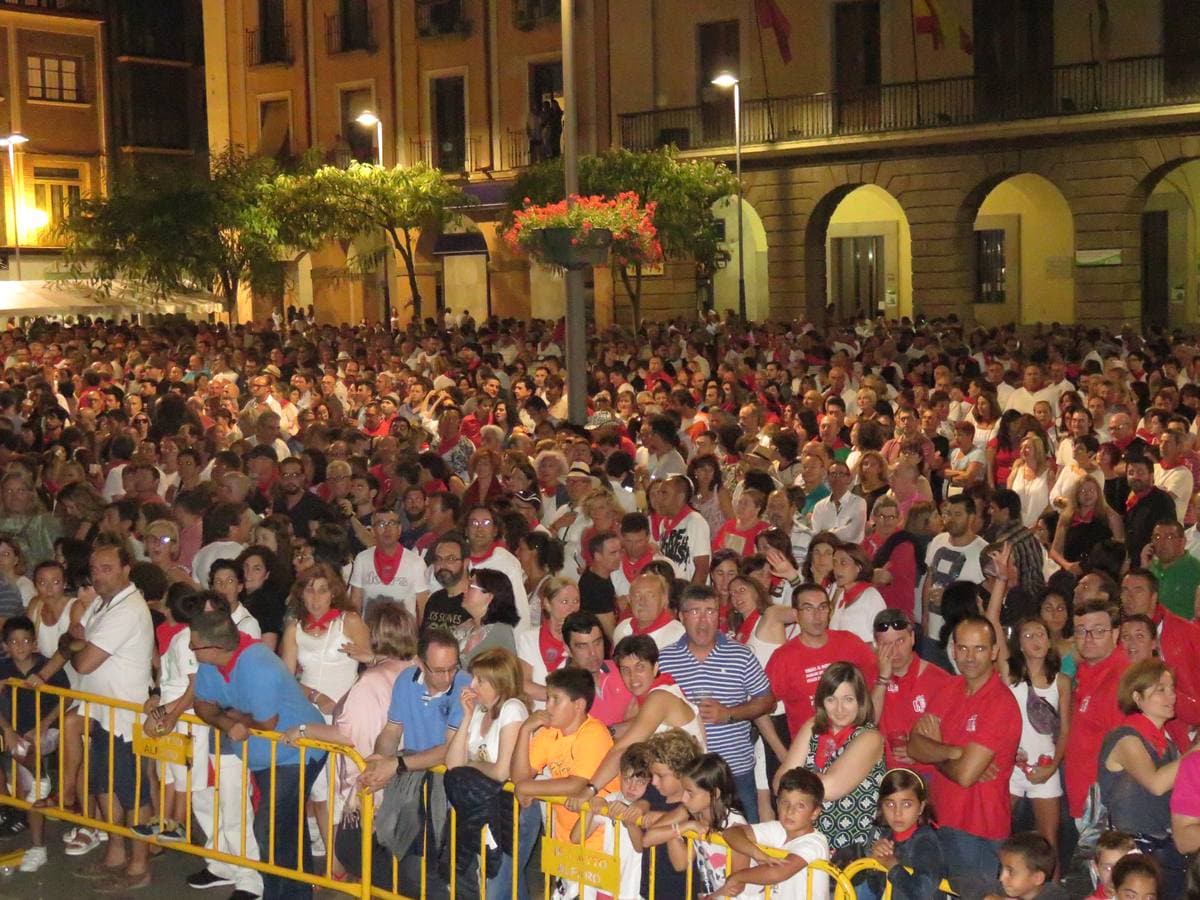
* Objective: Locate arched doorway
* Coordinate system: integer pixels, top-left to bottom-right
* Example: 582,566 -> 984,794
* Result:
824,185 -> 912,321
1142,159 -> 1200,331
972,174 -> 1075,326
712,196 -> 769,321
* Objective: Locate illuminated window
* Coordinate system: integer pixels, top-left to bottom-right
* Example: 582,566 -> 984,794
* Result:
33,166 -> 82,234
27,55 -> 81,102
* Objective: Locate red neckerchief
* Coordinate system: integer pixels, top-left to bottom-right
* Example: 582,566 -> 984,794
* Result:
1072,509 -> 1096,526
621,550 -> 655,585
303,607 -> 342,633
373,544 -> 404,585
734,609 -> 762,644
631,609 -> 675,636
1113,434 -> 1136,451
538,623 -> 566,672
837,582 -> 872,609
1127,488 -> 1151,511
814,724 -> 856,769
1123,712 -> 1169,756
469,541 -> 505,565
1161,458 -> 1184,471
437,435 -> 461,455
892,823 -> 918,843
155,621 -> 187,658
633,673 -> 676,708
217,633 -> 259,683
653,506 -> 690,541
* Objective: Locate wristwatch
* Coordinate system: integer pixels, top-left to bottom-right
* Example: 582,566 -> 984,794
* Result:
396,752 -> 408,772
298,723 -> 308,738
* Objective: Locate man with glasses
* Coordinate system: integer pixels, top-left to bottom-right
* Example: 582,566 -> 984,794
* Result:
192,610 -> 324,900
1056,408 -> 1095,468
1146,518 -> 1200,618
657,586 -> 775,821
810,460 -> 866,543
870,608 -> 950,774
462,503 -> 528,624
272,456 -> 334,542
349,509 -> 429,620
421,533 -> 471,631
239,374 -> 280,435
1063,598 -> 1129,826
765,583 -> 877,741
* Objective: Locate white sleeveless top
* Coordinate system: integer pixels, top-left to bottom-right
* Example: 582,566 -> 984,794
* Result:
651,682 -> 707,750
34,597 -> 78,687
295,614 -> 359,703
744,620 -> 786,715
1011,679 -> 1059,762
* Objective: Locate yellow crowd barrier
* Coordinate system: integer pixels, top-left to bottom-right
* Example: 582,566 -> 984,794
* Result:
0,680 -> 954,900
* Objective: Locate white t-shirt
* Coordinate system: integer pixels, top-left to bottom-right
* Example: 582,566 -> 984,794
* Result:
746,822 -> 830,900
349,546 -> 428,618
161,626 -> 198,705
467,545 -> 530,625
102,463 -> 127,501
924,533 -> 987,636
828,584 -> 887,645
80,584 -> 154,740
192,540 -> 247,589
464,697 -> 528,765
610,616 -> 686,650
584,789 -> 643,900
657,510 -> 711,580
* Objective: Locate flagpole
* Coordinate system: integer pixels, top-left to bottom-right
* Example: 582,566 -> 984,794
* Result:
909,0 -> 924,126
754,7 -> 777,141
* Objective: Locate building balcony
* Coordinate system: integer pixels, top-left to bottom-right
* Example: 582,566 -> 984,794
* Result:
410,136 -> 481,174
325,6 -> 375,54
416,0 -> 470,38
618,54 -> 1200,153
512,0 -> 558,31
246,24 -> 293,67
500,129 -> 530,170
0,0 -> 102,13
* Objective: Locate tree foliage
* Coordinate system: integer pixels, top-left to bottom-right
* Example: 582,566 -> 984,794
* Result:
60,146 -> 290,319
268,161 -> 470,322
505,148 -> 740,323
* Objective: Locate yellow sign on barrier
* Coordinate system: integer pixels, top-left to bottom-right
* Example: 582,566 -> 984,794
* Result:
133,722 -> 192,766
541,836 -> 621,895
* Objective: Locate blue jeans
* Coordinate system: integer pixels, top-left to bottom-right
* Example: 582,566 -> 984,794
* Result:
252,759 -> 325,900
486,799 -> 542,900
937,826 -> 1000,898
732,768 -> 760,824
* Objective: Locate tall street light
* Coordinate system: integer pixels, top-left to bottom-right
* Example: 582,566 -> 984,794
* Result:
561,0 -> 586,424
354,111 -> 391,328
711,72 -> 745,321
0,134 -> 29,281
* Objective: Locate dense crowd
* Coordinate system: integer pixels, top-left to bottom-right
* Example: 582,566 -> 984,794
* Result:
0,309 -> 1195,900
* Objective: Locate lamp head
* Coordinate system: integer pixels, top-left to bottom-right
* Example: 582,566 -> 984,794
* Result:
354,112 -> 380,127
0,134 -> 28,147
711,73 -> 739,89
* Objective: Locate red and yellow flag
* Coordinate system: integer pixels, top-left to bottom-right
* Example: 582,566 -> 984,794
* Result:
913,0 -> 973,54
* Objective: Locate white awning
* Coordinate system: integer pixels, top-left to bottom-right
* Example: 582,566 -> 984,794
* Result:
0,281 -> 225,319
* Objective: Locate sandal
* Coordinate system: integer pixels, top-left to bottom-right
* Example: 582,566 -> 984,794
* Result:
95,870 -> 152,893
72,860 -> 126,880
64,826 -> 104,857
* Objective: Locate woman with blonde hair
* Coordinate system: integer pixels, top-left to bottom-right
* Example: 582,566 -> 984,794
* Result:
515,577 -> 581,705
143,519 -> 194,586
1049,474 -> 1124,575
54,480 -> 106,543
853,450 -> 890,514
1009,434 -> 1052,528
446,647 -> 530,780
463,447 -> 506,507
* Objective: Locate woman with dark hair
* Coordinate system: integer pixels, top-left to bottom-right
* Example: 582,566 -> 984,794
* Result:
417,451 -> 465,496
829,543 -> 887,643
454,567 -> 520,664
148,392 -> 202,443
776,661 -> 885,862
517,532 -> 565,627
988,409 -> 1025,489
800,531 -> 840,589
688,454 -> 731,536
236,544 -> 290,650
862,495 -> 923,620
927,580 -> 983,673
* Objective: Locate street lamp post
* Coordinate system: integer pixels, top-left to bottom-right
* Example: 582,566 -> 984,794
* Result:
0,134 -> 29,281
561,0 -> 586,424
711,73 -> 745,321
355,112 -> 392,329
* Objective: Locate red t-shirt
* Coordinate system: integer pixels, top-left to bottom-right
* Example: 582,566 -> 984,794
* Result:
765,630 -> 878,738
926,671 -> 1021,840
879,658 -> 952,775
1065,648 -> 1130,817
711,519 -> 770,557
1156,608 -> 1200,728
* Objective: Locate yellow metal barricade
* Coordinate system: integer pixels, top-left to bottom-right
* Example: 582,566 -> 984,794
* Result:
840,855 -> 959,898
0,680 -> 378,899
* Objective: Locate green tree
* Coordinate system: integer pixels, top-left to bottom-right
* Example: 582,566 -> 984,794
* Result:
269,161 -> 469,322
60,146 -> 290,320
506,148 -> 739,324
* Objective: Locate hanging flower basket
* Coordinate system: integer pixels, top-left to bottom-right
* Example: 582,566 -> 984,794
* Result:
505,192 -> 663,272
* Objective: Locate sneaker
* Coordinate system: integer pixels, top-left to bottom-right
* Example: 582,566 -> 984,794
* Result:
131,819 -> 186,842
156,822 -> 186,843
186,869 -> 234,890
307,816 -> 325,857
18,846 -> 47,873
63,826 -> 101,856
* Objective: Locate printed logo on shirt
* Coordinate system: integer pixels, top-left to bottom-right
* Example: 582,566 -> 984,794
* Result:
660,527 -> 691,569
1079,696 -> 1090,713
966,714 -> 978,733
912,694 -> 926,714
930,546 -> 970,586
804,662 -> 831,685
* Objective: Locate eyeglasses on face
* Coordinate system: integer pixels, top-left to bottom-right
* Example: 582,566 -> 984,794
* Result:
874,620 -> 910,633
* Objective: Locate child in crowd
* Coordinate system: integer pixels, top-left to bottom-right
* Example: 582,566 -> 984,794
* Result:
1088,831 -> 1136,899
720,767 -> 831,900
869,768 -> 946,900
133,591 -> 207,842
1110,854 -> 1161,900
0,615 -> 69,872
987,833 -> 1071,900
574,742 -> 653,900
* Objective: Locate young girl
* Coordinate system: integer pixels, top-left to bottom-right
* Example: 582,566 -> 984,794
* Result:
869,768 -> 947,900
640,752 -> 748,898
1111,854 -> 1161,900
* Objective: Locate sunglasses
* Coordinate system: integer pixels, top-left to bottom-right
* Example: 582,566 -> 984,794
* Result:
874,620 -> 910,633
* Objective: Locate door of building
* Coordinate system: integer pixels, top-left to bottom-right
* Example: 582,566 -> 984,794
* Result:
1142,210 -> 1170,330
831,236 -> 883,320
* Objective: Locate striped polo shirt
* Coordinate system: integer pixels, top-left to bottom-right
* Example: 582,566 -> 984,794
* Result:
657,633 -> 771,775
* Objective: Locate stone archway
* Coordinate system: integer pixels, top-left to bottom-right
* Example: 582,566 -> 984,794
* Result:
712,196 -> 770,321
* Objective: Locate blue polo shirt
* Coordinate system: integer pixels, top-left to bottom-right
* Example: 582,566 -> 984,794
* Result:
657,632 -> 772,776
386,667 -> 470,752
195,640 -> 324,770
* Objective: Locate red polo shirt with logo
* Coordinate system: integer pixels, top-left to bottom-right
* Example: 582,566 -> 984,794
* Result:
1065,647 -> 1130,817
766,630 -> 878,738
925,671 -> 1021,841
880,658 -> 952,775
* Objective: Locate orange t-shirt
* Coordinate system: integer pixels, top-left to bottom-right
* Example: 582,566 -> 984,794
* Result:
528,715 -> 618,844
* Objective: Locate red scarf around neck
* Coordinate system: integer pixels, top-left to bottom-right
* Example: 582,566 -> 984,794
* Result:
156,621 -> 187,658
621,550 -> 655,585
373,545 -> 404,585
631,609 -> 674,637
837,582 -> 872,610
217,633 -> 260,682
734,609 -> 762,644
470,541 -> 506,565
1124,712 -> 1170,756
303,607 -> 342,633
891,823 -> 919,843
633,672 -> 676,708
653,506 -> 690,541
1126,488 -> 1152,511
814,724 -> 856,770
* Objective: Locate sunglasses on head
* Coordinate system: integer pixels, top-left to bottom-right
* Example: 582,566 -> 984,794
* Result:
874,620 -> 910,633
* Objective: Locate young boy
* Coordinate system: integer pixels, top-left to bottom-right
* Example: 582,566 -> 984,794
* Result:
0,616 -> 69,872
1088,831 -> 1136,899
575,742 -> 653,900
987,832 -> 1072,900
720,767 -> 831,900
1110,855 -> 1160,900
